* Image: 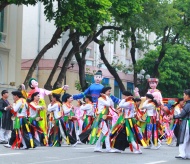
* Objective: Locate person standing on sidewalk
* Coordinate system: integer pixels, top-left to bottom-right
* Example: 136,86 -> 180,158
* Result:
0,90 -> 13,144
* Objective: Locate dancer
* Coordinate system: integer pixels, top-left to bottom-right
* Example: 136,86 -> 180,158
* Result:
142,94 -> 161,149
21,78 -> 69,136
79,95 -> 94,144
174,89 -> 190,159
11,90 -> 35,149
62,93 -> 78,146
111,91 -> 146,154
28,92 -> 47,146
47,93 -> 67,147
90,87 -> 117,153
73,100 -> 84,143
0,90 -> 13,144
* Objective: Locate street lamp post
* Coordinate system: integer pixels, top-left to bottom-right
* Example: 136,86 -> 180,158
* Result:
137,69 -> 150,94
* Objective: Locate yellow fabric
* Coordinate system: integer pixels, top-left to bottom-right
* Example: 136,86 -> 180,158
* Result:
52,88 -> 65,95
38,99 -> 47,135
21,90 -> 28,99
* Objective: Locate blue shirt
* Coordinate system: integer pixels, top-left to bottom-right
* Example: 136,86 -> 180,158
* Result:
73,83 -> 120,104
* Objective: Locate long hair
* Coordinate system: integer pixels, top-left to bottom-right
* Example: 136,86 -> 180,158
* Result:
146,94 -> 158,107
52,93 -> 62,104
31,92 -> 40,102
62,93 -> 72,103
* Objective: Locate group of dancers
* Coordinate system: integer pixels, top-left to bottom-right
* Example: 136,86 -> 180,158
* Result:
0,70 -> 190,159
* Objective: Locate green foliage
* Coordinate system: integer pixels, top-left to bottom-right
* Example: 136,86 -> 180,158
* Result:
43,0 -> 112,36
136,44 -> 190,97
111,56 -> 133,74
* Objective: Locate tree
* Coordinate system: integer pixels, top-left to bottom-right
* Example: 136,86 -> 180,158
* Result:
136,44 -> 190,97
0,0 -> 37,11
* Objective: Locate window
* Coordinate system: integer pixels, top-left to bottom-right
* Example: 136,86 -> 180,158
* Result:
102,78 -> 109,86
127,82 -> 134,93
0,10 -> 4,32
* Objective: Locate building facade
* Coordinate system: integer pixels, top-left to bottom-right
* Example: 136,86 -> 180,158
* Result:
0,5 -> 23,100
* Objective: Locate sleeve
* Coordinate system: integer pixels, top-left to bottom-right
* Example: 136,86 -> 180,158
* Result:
80,104 -> 92,111
62,104 -> 71,115
142,100 -> 153,110
118,99 -> 130,108
99,96 -> 110,107
13,101 -> 22,112
73,87 -> 90,100
174,105 -> 190,119
110,95 -> 120,104
0,100 -> 5,112
47,103 -> 58,112
51,88 -> 65,95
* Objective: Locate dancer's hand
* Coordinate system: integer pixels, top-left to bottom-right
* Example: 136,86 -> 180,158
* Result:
21,84 -> 26,90
62,85 -> 69,90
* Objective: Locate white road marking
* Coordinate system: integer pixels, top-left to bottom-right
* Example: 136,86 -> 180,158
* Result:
28,155 -> 105,164
145,161 -> 167,164
73,147 -> 94,149
0,153 -> 22,156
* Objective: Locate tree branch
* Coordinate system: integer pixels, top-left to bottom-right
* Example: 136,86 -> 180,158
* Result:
44,31 -> 77,90
94,38 -> 126,92
23,27 -> 63,88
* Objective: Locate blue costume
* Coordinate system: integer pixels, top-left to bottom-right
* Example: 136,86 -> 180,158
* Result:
73,83 -> 120,104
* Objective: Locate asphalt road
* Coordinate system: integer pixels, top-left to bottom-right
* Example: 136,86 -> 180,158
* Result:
0,142 -> 189,164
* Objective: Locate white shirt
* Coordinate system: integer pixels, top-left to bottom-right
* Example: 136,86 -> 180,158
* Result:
80,103 -> 94,116
29,102 -> 43,118
48,102 -> 62,119
119,99 -> 135,118
174,105 -> 182,116
97,96 -> 110,114
142,100 -> 156,116
13,98 -> 28,117
62,103 -> 72,116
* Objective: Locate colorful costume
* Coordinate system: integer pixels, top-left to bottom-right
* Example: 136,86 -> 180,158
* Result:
62,103 -> 77,145
73,70 -> 120,106
110,98 -> 146,153
90,95 -> 112,152
22,78 -> 66,137
47,101 -> 68,147
79,102 -> 94,143
11,98 -> 35,149
142,99 -> 161,149
28,101 -> 47,146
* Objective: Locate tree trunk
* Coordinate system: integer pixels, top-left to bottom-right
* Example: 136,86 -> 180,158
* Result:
44,31 -> 76,90
0,1 -> 9,11
75,50 -> 88,91
130,27 -> 137,86
95,39 -> 126,92
153,45 -> 166,77
23,27 -> 63,88
53,39 -> 80,89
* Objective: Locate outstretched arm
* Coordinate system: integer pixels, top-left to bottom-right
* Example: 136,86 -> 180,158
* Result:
110,95 -> 120,104
73,87 -> 90,100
